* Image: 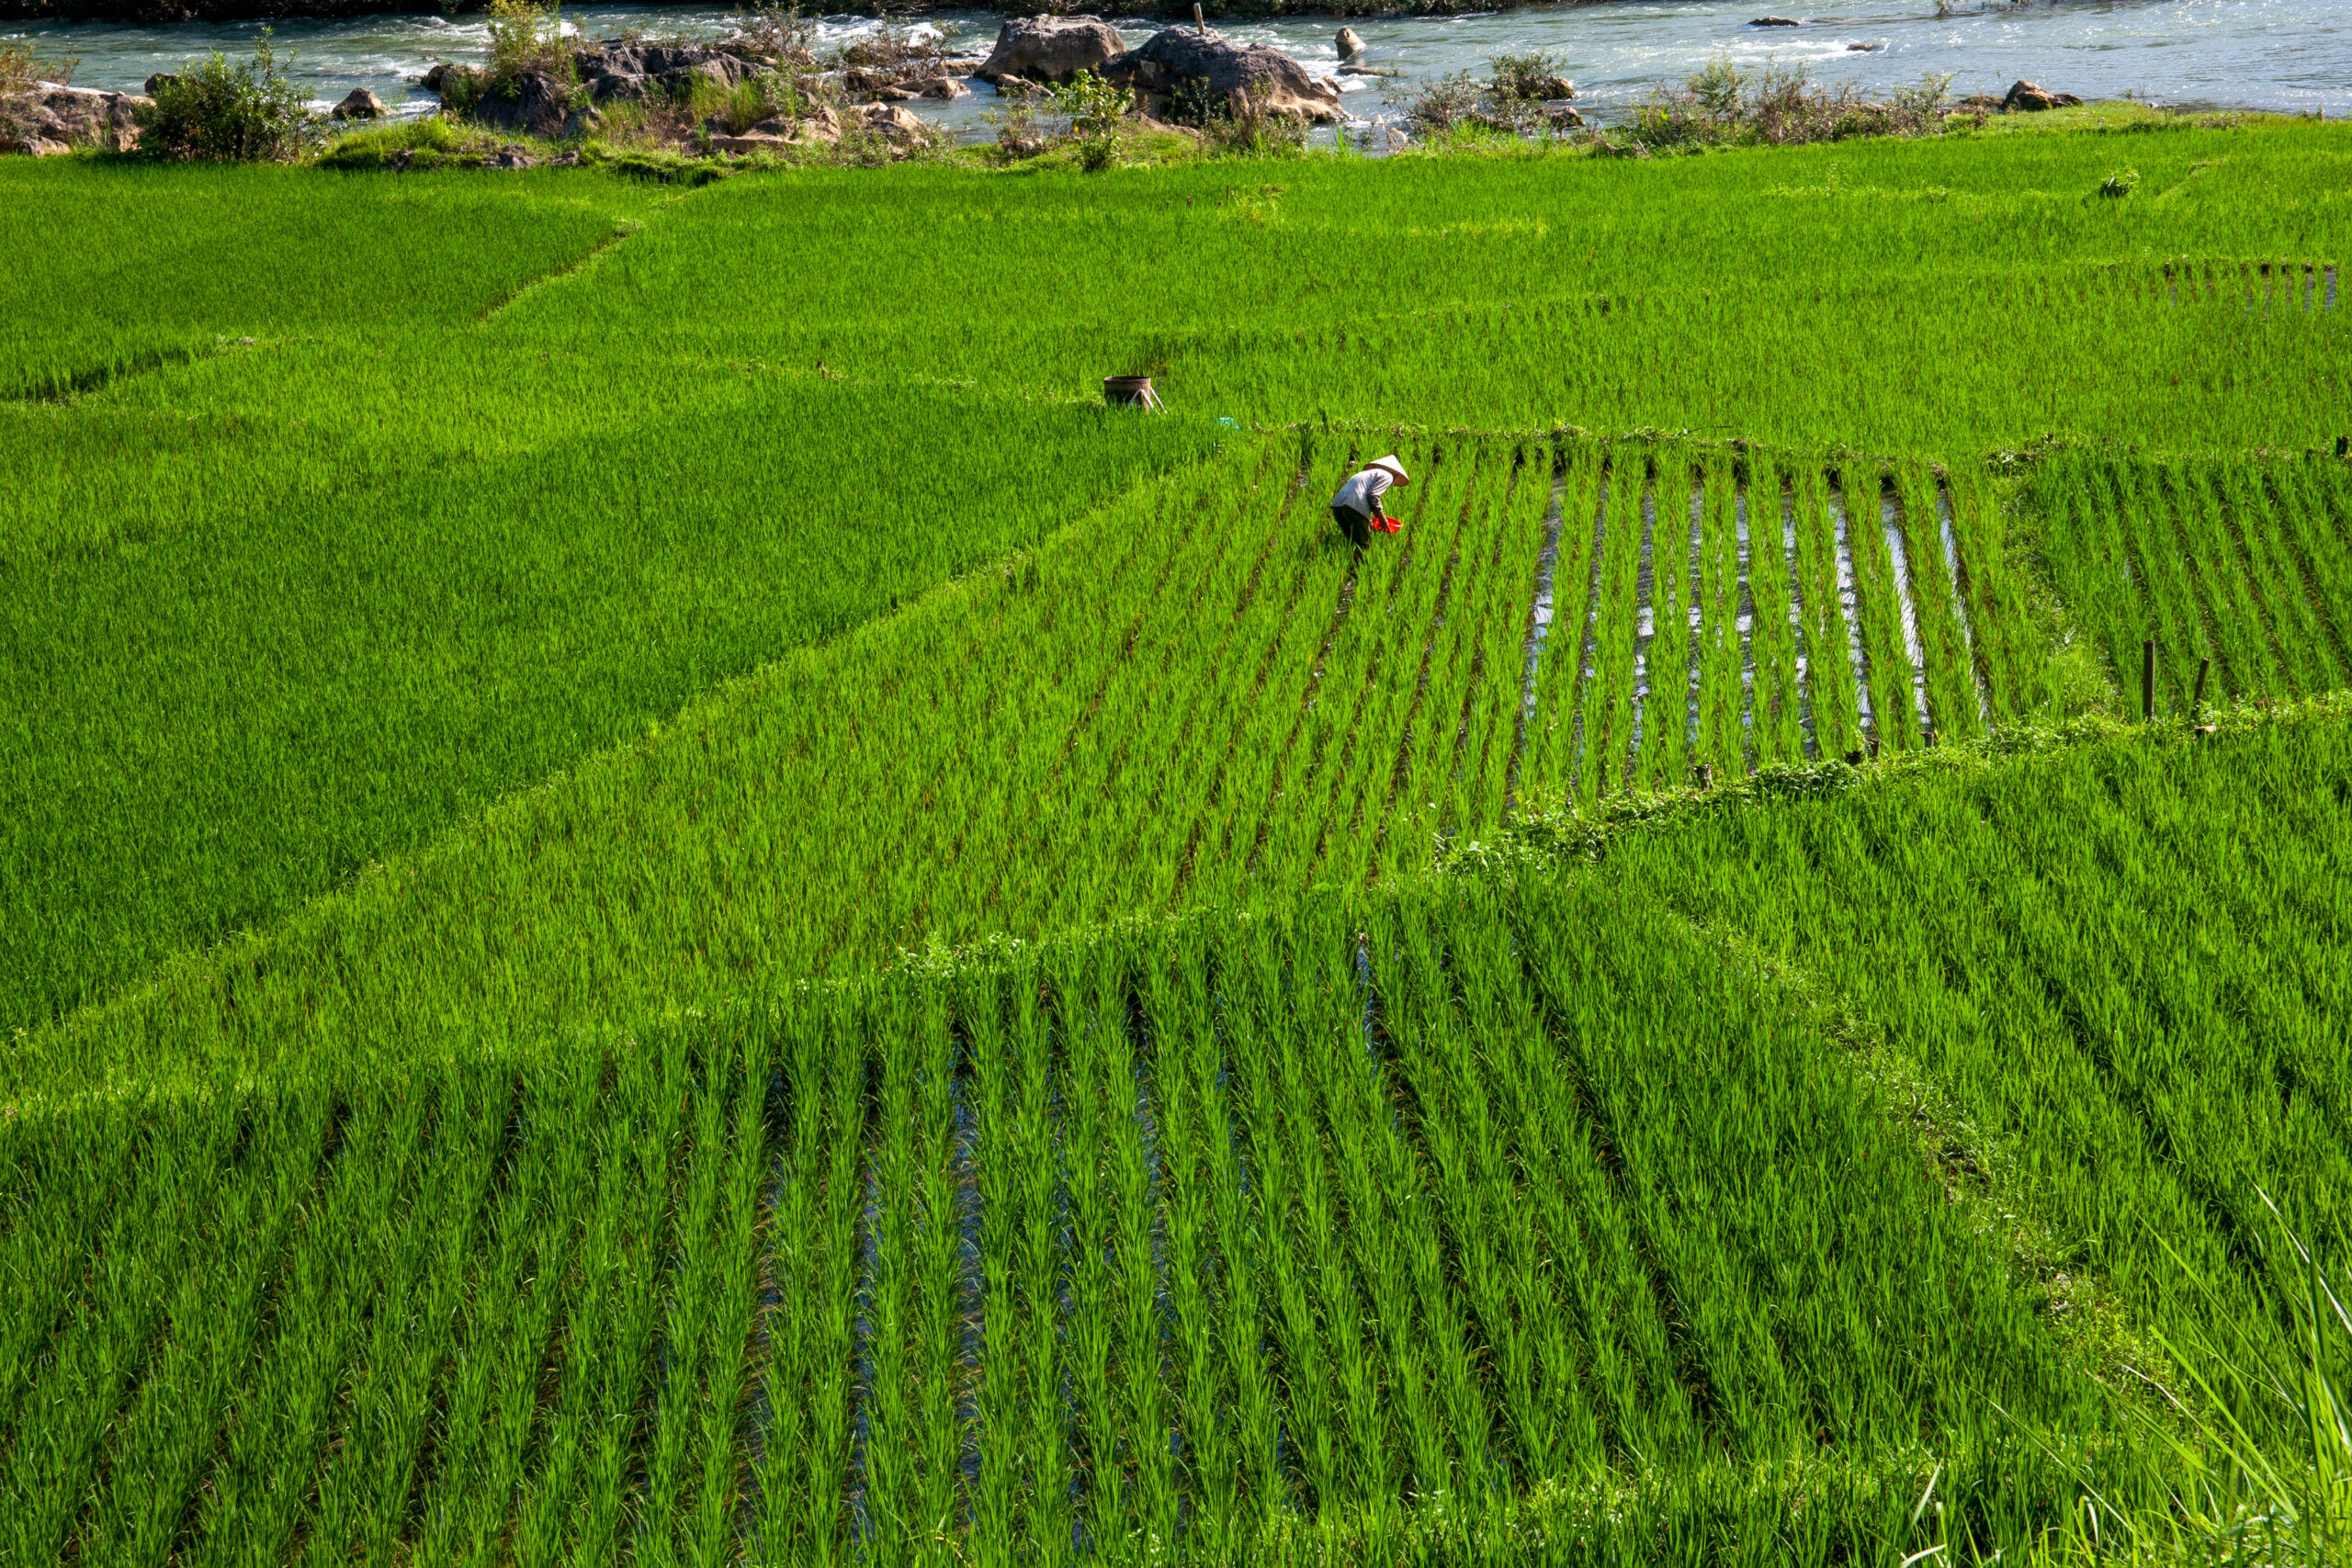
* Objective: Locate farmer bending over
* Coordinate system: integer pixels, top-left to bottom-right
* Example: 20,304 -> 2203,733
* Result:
1330,455 -> 1410,548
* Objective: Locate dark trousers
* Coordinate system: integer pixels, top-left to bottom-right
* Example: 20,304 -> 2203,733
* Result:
1333,504 -> 1372,547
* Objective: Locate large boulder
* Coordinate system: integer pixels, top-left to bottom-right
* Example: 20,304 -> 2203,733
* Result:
1100,29 -> 1343,123
567,42 -> 752,104
975,16 -> 1127,86
854,100 -> 931,147
2002,78 -> 2081,111
0,83 -> 147,153
331,88 -> 387,120
461,69 -> 593,138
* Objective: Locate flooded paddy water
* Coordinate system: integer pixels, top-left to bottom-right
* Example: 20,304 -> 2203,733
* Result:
9,0 -> 2346,143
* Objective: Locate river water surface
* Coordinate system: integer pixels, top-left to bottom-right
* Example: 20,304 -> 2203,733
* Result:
9,0 -> 2345,141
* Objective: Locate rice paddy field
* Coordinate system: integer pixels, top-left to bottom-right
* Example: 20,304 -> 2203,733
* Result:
4,116 -> 2350,1564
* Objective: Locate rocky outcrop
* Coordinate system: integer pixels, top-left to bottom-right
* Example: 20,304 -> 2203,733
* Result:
0,82 -> 146,154
424,42 -> 768,118
1100,29 -> 1342,124
331,87 -> 387,118
2002,78 -> 2081,111
572,41 -> 754,104
459,68 -> 594,138
975,17 -> 1127,86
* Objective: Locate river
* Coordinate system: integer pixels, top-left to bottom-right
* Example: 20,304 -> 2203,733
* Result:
8,0 -> 2344,142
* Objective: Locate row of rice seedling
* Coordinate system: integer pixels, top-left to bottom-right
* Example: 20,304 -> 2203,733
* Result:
2029,452 -> 2352,712
1740,457 -> 1811,767
0,866 -> 2119,1561
1514,453 -> 2007,808
0,339 -> 1224,1033
1592,705 -> 2352,1453
16,434 -> 2061,1097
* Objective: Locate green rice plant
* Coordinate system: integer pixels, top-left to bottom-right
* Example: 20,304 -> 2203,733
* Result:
2220,460 -> 2345,695
1,1093 -> 306,1564
2137,1196 -> 2351,1563
186,1089 -> 445,1568
1840,462 -> 1926,751
1894,463 -> 1983,743
557,1030 -> 696,1566
1694,457 -> 1746,777
2267,460 -> 2352,694
1792,462 -> 1863,757
1643,455 -> 1700,794
1518,450 -> 1605,813
2029,452 -> 2352,715
1741,457 -> 1809,765
1573,451 -> 1646,804
1450,448 -> 1555,834
2169,462 -> 2287,698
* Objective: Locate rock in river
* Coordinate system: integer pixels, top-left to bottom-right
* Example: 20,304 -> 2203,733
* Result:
331,88 -> 387,119
461,68 -> 594,138
2003,78 -> 2082,111
1,82 -> 146,154
976,17 -> 1129,86
854,101 -> 933,148
1100,29 -> 1343,123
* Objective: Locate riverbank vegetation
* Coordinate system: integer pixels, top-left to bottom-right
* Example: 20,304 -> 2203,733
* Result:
6,109 -> 2350,1562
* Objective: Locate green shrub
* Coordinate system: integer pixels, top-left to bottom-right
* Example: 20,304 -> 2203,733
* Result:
2,39 -> 79,94
1488,49 -> 1571,102
137,32 -> 318,163
1054,68 -> 1130,171
485,0 -> 575,86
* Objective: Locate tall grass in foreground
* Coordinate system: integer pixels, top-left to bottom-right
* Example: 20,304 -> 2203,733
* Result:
2129,1197 -> 2352,1564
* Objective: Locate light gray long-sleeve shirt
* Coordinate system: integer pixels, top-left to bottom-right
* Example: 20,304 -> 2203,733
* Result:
1331,467 -> 1396,516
